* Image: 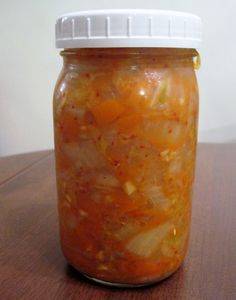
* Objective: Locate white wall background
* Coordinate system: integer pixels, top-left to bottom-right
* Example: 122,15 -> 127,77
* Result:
1,0 -> 236,156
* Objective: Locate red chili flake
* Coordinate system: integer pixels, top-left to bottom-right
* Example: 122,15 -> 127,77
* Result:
96,91 -> 100,97
168,128 -> 173,133
84,111 -> 95,125
113,160 -> 120,167
139,145 -> 145,149
85,73 -> 90,79
98,135 -> 101,141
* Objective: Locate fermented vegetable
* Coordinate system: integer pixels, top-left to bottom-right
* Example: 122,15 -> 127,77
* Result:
53,48 -> 199,285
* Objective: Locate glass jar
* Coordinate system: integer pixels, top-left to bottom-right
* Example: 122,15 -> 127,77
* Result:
53,10 -> 201,287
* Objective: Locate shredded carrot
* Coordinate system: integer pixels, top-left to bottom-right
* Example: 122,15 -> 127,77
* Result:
90,100 -> 125,127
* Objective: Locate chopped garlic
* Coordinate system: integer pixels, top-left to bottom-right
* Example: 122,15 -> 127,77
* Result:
98,264 -> 109,271
96,251 -> 105,260
80,125 -> 87,131
78,209 -> 88,218
99,137 -> 108,154
123,181 -> 137,195
160,149 -> 177,162
66,194 -> 72,203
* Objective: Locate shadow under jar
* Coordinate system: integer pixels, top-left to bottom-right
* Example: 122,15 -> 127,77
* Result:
53,10 -> 202,287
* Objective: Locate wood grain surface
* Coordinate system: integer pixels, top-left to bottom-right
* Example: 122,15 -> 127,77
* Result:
0,150 -> 52,185
0,144 -> 235,300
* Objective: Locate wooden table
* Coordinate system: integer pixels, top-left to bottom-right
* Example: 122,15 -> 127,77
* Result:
0,144 -> 235,300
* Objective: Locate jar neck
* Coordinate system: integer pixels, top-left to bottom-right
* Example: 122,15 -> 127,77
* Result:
60,48 -> 199,69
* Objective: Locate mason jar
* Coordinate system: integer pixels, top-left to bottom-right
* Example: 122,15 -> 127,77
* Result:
53,9 -> 202,287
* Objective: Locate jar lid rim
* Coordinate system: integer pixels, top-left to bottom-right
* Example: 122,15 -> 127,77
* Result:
55,9 -> 202,49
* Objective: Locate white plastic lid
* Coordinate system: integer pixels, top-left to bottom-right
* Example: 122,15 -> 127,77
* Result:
56,9 -> 202,49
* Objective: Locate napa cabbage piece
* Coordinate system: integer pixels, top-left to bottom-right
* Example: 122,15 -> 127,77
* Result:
126,222 -> 173,257
115,223 -> 140,241
149,78 -> 170,107
63,140 -> 106,169
123,181 -> 137,195
161,230 -> 188,258
143,120 -> 187,149
94,172 -> 119,190
141,185 -> 171,209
